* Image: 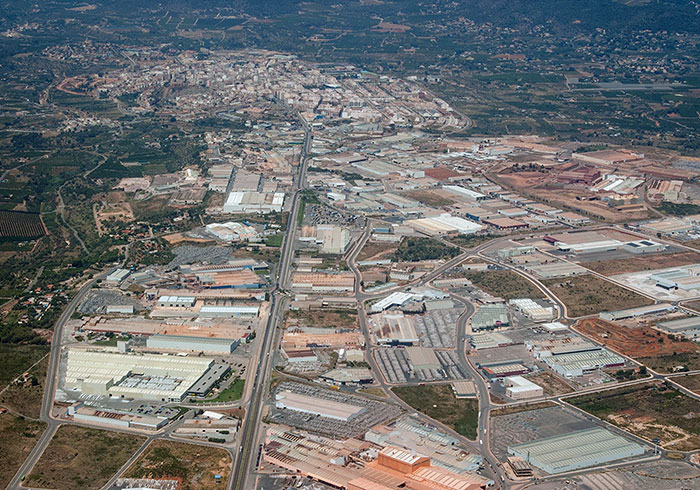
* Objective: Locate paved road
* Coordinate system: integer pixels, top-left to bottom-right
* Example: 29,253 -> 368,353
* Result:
7,270 -> 110,489
229,118 -> 311,490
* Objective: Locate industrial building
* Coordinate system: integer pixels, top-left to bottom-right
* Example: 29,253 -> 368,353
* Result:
319,368 -> 373,385
371,292 -> 415,313
404,213 -> 483,236
146,334 -> 239,353
504,376 -> 543,400
481,361 -> 530,378
600,303 -> 674,321
650,265 -> 700,291
622,240 -> 666,254
69,404 -> 168,431
104,268 -> 131,286
471,304 -> 509,331
372,312 -> 419,345
199,305 -> 260,318
300,225 -> 351,254
274,390 -> 365,421
451,380 -> 476,398
63,349 -> 215,401
657,316 -> 700,340
543,347 -> 625,377
508,428 -> 645,474
157,295 -> 196,308
223,191 -> 285,213
470,332 -> 514,350
291,272 -> 355,293
187,363 -> 231,397
509,298 -> 555,322
378,446 -> 430,474
405,346 -> 441,370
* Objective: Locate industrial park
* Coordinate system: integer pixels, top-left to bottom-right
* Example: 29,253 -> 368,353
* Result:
1,4 -> 700,490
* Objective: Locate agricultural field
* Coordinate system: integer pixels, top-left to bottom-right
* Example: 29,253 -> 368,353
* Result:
0,413 -> 46,488
575,318 -> 700,372
543,274 -> 653,317
0,210 -> 45,239
569,382 -> 700,451
27,425 -> 146,490
392,384 -> 478,439
125,440 -> 231,490
583,251 -> 700,276
465,270 -> 542,300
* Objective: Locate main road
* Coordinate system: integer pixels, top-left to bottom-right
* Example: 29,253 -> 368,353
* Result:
229,118 -> 311,490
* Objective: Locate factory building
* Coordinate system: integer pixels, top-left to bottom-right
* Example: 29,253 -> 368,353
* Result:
471,304 -> 509,331
146,334 -> 239,354
622,240 -> 666,254
504,376 -> 543,400
319,368 -> 373,386
600,303 -> 674,321
274,390 -> 365,422
291,272 -> 355,293
404,213 -> 483,236
187,363 -> 231,397
543,347 -> 625,377
657,316 -> 700,340
509,298 -> 555,322
199,305 -> 260,318
223,191 -> 285,213
371,292 -> 415,313
63,349 -> 215,401
405,346 -> 441,371
508,428 -> 645,474
451,380 -> 476,398
481,361 -> 530,378
104,268 -> 131,286
377,446 -> 430,474
650,265 -> 700,290
157,295 -> 196,308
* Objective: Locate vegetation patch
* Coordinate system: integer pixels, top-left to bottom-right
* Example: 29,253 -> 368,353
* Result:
674,373 -> 700,394
491,401 -> 557,416
393,237 -> 460,262
568,382 -> 700,451
392,384 -> 478,439
465,270 -> 542,300
125,440 -> 231,490
543,274 -> 653,317
0,413 -> 46,488
27,425 -> 146,489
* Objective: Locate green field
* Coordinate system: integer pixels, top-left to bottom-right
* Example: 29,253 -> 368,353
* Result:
392,384 -> 478,439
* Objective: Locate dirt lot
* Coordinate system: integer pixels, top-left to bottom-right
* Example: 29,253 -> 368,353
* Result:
525,372 -> 574,396
584,251 -> 700,276
27,425 -> 146,489
575,318 -> 700,371
125,440 -> 231,490
356,241 -> 398,262
543,274 -> 653,317
0,355 -> 48,419
491,401 -> 557,417
569,382 -> 700,451
286,309 -> 358,330
674,374 -> 700,394
403,190 -> 455,207
0,413 -> 46,488
465,270 -> 542,300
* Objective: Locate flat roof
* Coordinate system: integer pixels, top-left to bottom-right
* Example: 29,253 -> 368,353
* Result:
275,390 -> 364,421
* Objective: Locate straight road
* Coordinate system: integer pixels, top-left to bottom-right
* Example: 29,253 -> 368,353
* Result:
229,118 -> 311,490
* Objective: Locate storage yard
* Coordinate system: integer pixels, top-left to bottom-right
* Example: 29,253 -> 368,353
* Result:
373,346 -> 468,383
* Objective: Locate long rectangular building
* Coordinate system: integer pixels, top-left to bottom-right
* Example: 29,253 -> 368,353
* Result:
508,428 -> 645,474
146,334 -> 239,353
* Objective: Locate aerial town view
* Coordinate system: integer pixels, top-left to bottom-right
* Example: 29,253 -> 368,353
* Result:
1,1 -> 700,489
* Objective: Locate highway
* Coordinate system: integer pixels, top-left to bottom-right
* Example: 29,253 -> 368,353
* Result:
228,118 -> 311,490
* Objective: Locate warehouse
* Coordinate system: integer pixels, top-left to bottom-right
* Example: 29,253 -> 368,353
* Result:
451,380 -> 476,398
657,316 -> 700,340
600,303 -> 674,321
274,390 -> 365,421
146,334 -> 239,354
187,363 -> 231,397
505,376 -> 543,400
556,239 -> 622,254
543,348 -> 625,377
104,268 -> 131,286
508,428 -> 645,474
199,305 -> 260,318
63,349 -> 214,401
471,304 -> 509,331
319,368 -> 373,385
291,272 -> 355,293
405,346 -> 441,370
371,291 -> 415,313
443,185 -> 487,201
509,298 -> 555,322
622,240 -> 666,254
527,262 -> 586,279
157,295 -> 196,308
404,213 -> 483,236
481,361 -> 529,378
223,191 -> 285,213
470,332 -> 514,350
371,312 -> 419,345
650,266 -> 700,291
